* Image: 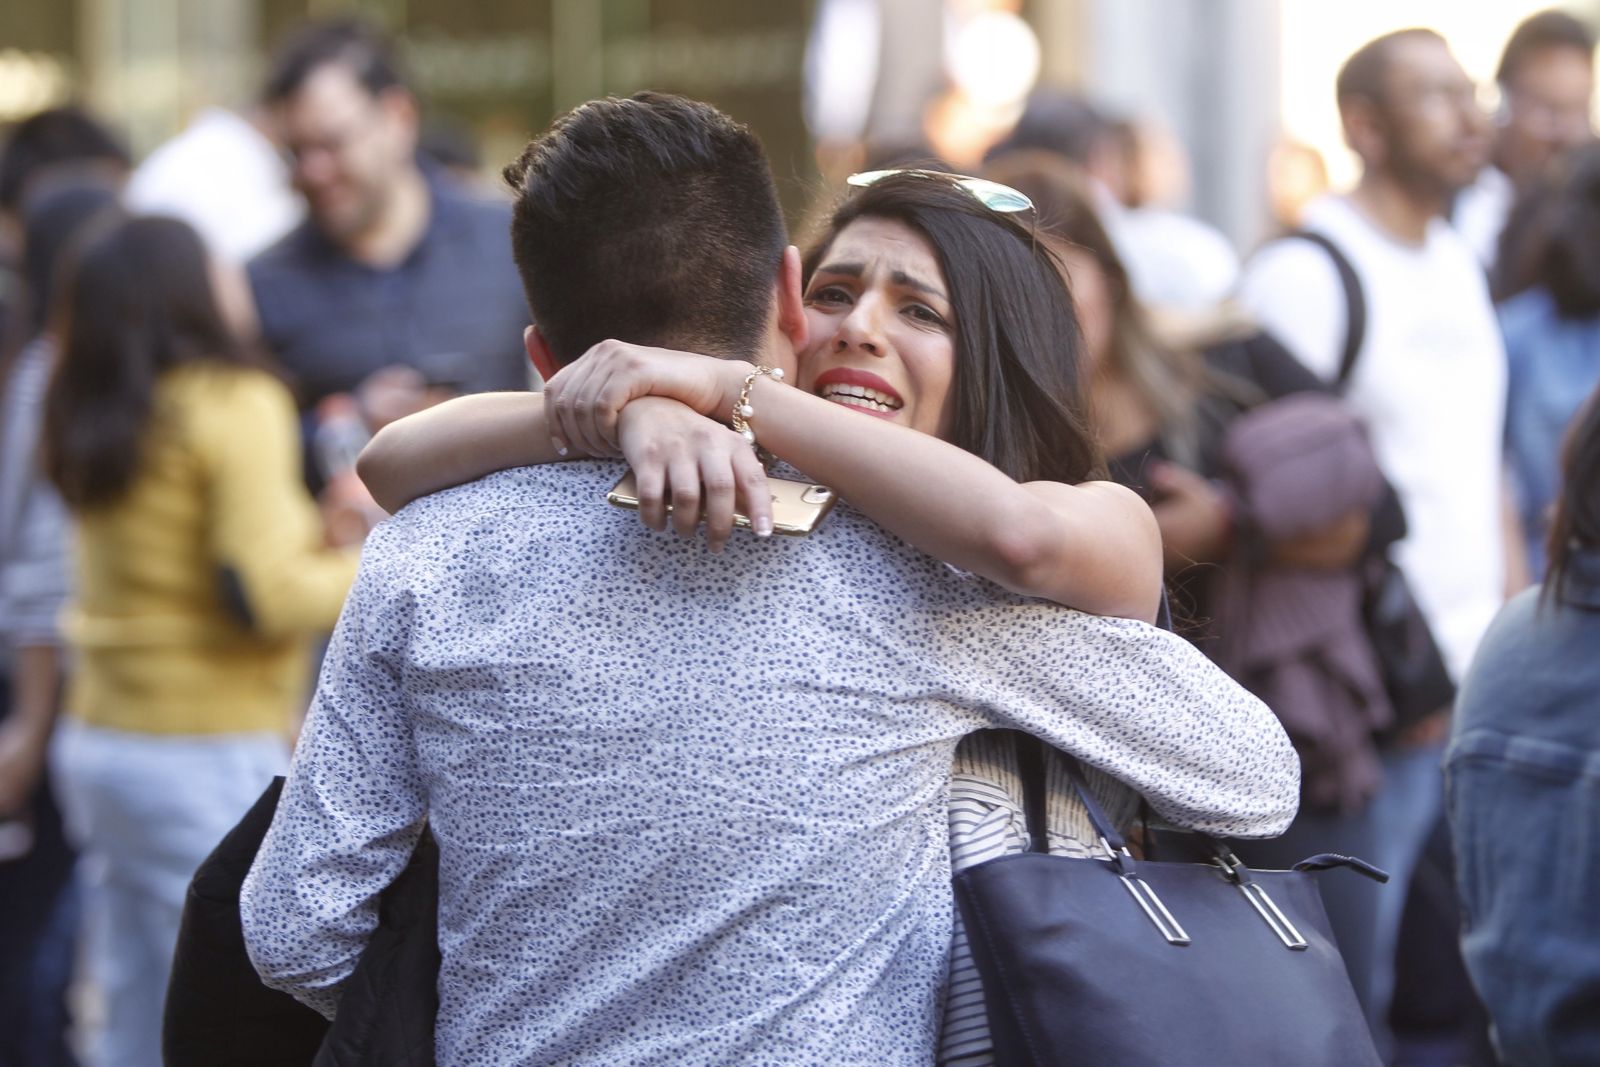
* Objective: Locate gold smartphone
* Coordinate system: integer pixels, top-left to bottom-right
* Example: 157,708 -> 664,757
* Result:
607,471 -> 837,537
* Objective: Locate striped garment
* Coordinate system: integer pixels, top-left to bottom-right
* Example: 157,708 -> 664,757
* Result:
939,732 -> 1139,1066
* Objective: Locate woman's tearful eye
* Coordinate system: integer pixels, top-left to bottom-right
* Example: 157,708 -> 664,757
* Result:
806,285 -> 852,308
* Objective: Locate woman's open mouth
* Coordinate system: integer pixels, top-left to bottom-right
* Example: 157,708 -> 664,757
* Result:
812,369 -> 905,416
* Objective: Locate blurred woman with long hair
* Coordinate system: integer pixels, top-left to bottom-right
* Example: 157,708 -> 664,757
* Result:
40,215 -> 356,1067
1498,142 -> 1600,579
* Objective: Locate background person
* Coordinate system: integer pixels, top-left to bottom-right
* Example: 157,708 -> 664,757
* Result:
980,150 -> 1381,632
1236,28 -> 1510,1053
1447,386 -> 1600,1067
246,18 -> 531,492
1455,9 -> 1595,274
985,89 -> 1239,314
0,177 -> 120,1067
40,215 -> 357,1067
1499,142 -> 1600,581
125,104 -> 302,267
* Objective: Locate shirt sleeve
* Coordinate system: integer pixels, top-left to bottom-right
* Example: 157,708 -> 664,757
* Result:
0,484 -> 72,649
926,607 -> 1300,839
1235,239 -> 1349,383
0,350 -> 71,649
240,532 -> 425,1019
195,370 -> 359,636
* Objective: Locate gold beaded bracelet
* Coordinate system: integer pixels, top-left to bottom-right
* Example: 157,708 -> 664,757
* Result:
730,365 -> 785,447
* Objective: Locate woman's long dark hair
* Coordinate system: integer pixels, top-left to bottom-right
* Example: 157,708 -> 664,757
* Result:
1496,143 -> 1600,312
1540,144 -> 1600,319
1545,387 -> 1600,608
42,215 -> 255,509
802,173 -> 1104,485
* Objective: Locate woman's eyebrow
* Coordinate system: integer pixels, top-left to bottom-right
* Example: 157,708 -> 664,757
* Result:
892,271 -> 947,301
812,261 -> 947,302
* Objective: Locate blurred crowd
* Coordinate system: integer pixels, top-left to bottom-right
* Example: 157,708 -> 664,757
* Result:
0,9 -> 1597,1067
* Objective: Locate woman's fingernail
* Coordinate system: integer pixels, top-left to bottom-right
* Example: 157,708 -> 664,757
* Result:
552,437 -> 568,456
755,516 -> 773,537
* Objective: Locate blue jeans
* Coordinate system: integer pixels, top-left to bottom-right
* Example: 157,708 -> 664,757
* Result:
51,720 -> 287,1067
0,779 -> 79,1067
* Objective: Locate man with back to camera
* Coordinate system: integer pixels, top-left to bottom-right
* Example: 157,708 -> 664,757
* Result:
1454,9 -> 1595,274
247,19 -> 531,423
240,91 -> 1298,1065
1235,27 -> 1514,1052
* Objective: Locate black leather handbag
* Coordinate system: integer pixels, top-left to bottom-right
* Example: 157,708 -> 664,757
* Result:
1363,555 -> 1457,742
951,738 -> 1388,1066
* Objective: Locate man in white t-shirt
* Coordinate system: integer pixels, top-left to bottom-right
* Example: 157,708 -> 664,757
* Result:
1236,28 -> 1510,1054
1454,10 -> 1595,273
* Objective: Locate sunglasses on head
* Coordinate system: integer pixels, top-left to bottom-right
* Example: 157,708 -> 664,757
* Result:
845,168 -> 1035,214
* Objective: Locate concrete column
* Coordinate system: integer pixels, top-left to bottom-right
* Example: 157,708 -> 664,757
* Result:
1082,0 -> 1282,250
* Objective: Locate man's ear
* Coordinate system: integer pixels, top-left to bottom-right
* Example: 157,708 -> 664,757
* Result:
776,245 -> 808,352
1340,98 -> 1387,170
525,326 -> 560,382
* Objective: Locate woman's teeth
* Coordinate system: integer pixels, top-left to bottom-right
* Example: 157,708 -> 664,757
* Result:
819,383 -> 903,412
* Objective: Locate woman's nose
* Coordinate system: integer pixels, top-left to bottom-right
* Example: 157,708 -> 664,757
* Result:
834,300 -> 885,356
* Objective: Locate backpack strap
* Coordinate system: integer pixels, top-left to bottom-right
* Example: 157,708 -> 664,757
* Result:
1285,230 -> 1367,391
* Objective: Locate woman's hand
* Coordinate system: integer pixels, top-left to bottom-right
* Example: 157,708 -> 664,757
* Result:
544,340 -> 751,458
617,398 -> 773,550
1147,461 -> 1234,571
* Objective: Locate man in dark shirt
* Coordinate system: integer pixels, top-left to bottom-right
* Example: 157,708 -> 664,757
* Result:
247,20 -> 531,415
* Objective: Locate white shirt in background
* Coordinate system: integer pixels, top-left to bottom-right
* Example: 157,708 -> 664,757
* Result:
126,108 -> 303,264
1236,195 -> 1507,682
1452,165 -> 1514,272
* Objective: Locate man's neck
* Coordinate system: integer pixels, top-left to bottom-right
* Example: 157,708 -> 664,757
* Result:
1348,170 -> 1444,246
344,167 -> 431,269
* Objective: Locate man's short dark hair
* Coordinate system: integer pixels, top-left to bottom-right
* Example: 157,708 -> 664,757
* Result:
502,92 -> 786,366
1497,9 -> 1595,87
0,106 -> 129,215
1336,28 -> 1447,109
262,18 -> 408,103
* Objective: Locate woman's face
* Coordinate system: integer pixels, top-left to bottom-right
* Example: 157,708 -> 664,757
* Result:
799,217 -> 957,440
1058,245 -> 1114,373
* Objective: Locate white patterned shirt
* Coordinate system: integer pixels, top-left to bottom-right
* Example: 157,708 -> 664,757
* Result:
242,461 -> 1298,1066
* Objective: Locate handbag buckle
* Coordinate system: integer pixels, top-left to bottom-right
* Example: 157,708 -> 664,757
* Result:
1099,837 -> 1191,946
1212,850 -> 1309,951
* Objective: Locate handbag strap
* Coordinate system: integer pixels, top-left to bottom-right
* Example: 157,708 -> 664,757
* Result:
1013,733 -> 1128,856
